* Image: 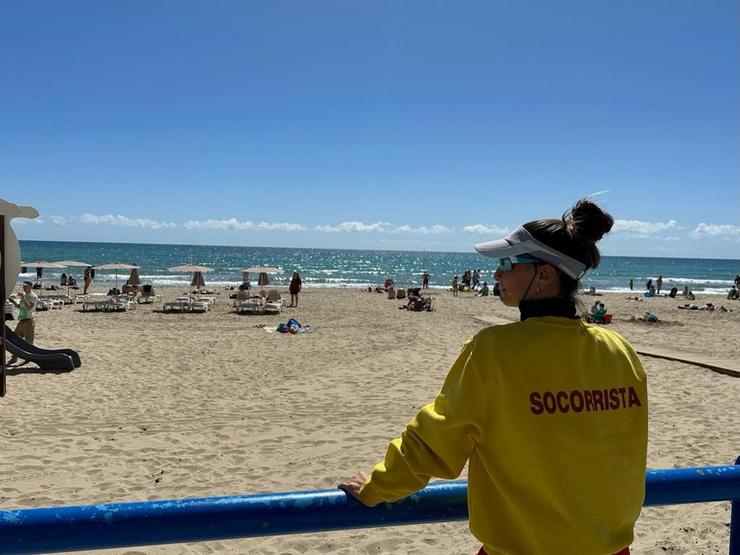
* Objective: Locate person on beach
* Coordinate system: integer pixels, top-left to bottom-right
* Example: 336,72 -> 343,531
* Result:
83,267 -> 92,294
239,272 -> 251,291
422,271 -> 430,289
476,281 -> 489,297
656,275 -> 663,294
629,278 -> 633,291
645,278 -> 652,292
451,275 -> 459,297
7,281 -> 39,365
288,271 -> 302,307
590,301 -> 607,324
340,199 -> 647,555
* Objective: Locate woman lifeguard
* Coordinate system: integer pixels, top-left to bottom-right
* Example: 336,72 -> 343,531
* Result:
340,199 -> 647,555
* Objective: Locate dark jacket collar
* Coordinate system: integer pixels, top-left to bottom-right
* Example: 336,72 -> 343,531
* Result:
519,298 -> 578,321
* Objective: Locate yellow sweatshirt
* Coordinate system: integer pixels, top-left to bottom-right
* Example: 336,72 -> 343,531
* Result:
358,317 -> 648,555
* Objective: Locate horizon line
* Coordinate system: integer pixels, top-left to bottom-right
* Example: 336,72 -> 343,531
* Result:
17,238 -> 740,262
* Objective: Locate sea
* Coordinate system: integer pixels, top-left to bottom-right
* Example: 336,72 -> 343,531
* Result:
16,240 -> 740,294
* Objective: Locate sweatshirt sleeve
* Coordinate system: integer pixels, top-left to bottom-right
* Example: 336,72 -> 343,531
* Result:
358,338 -> 485,507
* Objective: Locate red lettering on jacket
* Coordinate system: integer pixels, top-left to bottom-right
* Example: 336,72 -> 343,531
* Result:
608,388 -> 620,409
556,391 -> 569,413
543,392 -> 557,414
529,392 -> 544,415
584,390 -> 594,411
529,386 -> 644,415
592,389 -> 605,411
570,391 -> 584,412
628,386 -> 642,407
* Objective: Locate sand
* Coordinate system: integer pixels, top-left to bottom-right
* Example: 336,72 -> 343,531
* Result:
1,286 -> 738,554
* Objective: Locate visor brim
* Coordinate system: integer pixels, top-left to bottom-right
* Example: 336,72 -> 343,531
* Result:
474,238 -> 531,259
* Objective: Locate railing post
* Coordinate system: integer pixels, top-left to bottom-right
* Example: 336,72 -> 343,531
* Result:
731,456 -> 739,555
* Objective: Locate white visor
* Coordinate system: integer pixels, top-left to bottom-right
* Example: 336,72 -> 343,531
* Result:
474,225 -> 587,279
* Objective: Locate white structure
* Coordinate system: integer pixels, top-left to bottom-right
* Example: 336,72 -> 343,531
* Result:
0,199 -> 40,296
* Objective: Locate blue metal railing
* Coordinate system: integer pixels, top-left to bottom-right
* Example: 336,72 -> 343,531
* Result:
0,461 -> 738,554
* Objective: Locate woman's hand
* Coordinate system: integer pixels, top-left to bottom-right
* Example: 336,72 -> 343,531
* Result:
338,472 -> 370,502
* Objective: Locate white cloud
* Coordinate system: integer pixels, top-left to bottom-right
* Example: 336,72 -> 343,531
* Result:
80,213 -> 176,229
12,218 -> 44,225
690,223 -> 740,238
393,224 -> 452,234
463,224 -> 510,235
51,216 -> 67,226
612,219 -> 677,236
315,221 -> 391,233
183,218 -> 305,231
315,221 -> 451,234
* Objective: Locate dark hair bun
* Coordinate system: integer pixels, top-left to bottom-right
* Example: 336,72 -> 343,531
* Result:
565,198 -> 614,243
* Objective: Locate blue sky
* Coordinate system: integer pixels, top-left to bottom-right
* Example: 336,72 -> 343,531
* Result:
2,1 -> 738,258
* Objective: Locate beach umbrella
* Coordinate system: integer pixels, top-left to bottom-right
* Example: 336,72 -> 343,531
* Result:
191,271 -> 205,288
19,261 -> 67,296
242,267 -> 279,293
127,267 -> 141,286
168,265 -> 213,293
95,263 -> 139,290
53,260 -> 92,297
242,266 -> 279,274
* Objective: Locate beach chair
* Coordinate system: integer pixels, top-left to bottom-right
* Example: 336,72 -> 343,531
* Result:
104,298 -> 131,312
37,298 -> 64,310
193,294 -> 216,307
137,285 -> 162,304
163,298 -> 191,313
163,297 -> 208,313
45,294 -> 74,305
5,300 -> 18,321
235,297 -> 264,315
186,299 -> 209,313
266,289 -> 283,312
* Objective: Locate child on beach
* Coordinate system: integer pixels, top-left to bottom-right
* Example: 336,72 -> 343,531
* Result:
340,199 -> 646,555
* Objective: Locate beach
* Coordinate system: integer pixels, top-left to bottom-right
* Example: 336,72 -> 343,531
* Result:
1,286 -> 739,554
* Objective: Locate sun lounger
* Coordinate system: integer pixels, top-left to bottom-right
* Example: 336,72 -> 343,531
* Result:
234,297 -> 264,315
82,296 -> 133,312
44,294 -> 74,305
266,289 -> 284,312
137,285 -> 161,304
37,298 -> 64,310
193,294 -> 216,306
162,300 -> 190,313
173,295 -> 212,310
5,300 -> 18,321
163,298 -> 209,313
189,301 -> 209,313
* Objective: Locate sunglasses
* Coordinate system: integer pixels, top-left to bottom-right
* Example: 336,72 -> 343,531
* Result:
497,255 -> 541,273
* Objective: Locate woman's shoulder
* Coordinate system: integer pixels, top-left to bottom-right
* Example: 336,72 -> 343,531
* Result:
585,324 -> 638,354
469,320 -> 526,348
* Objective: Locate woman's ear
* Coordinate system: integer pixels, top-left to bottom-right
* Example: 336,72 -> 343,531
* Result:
539,264 -> 559,285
